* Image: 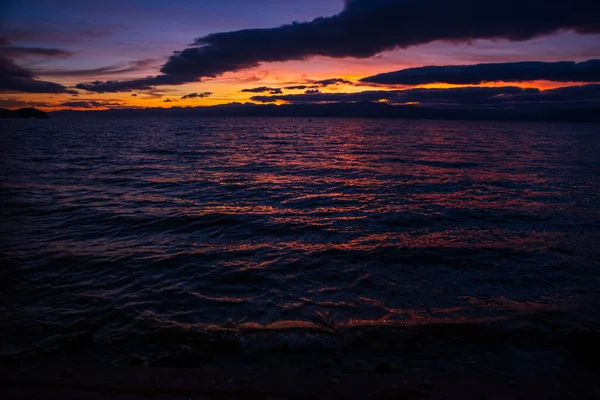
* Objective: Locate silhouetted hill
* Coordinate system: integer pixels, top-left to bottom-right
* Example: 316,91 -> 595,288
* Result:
0,108 -> 50,119
49,103 -> 600,122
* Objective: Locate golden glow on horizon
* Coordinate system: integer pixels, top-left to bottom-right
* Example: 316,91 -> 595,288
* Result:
415,80 -> 586,90
2,68 -> 594,111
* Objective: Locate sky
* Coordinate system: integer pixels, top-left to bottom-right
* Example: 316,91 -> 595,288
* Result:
1,0 -> 600,111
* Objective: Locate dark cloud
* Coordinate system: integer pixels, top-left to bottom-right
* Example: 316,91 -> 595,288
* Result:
305,89 -> 320,94
312,78 -> 353,87
0,56 -> 76,94
59,101 -> 121,109
75,79 -> 152,93
78,0 -> 600,92
181,92 -> 213,99
282,79 -> 350,91
285,85 -> 319,90
163,98 -> 175,103
131,93 -> 137,96
35,59 -> 157,78
75,75 -> 182,93
0,38 -> 73,59
241,86 -> 283,94
0,39 -> 76,93
250,84 -> 600,108
361,59 -> 600,85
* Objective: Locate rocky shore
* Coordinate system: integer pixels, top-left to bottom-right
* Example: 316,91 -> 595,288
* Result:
3,325 -> 599,399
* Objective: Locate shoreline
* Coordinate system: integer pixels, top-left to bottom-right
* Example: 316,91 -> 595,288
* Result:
3,348 -> 599,399
3,319 -> 600,365
3,323 -> 599,399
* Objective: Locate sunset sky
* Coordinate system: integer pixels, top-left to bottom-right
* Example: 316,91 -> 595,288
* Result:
1,0 -> 599,111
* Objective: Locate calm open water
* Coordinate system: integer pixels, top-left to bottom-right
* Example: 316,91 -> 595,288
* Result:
1,118 -> 599,361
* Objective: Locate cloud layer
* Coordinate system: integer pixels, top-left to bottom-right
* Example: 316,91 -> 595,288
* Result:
361,59 -> 600,85
250,84 -> 600,109
0,56 -> 76,93
77,0 -> 600,92
35,59 -> 157,78
0,39 -> 76,93
75,75 -> 178,93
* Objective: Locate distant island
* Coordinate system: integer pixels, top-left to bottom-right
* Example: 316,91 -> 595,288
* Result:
49,103 -> 600,123
0,108 -> 50,119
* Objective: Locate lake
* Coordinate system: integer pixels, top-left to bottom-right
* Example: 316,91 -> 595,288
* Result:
1,117 -> 599,362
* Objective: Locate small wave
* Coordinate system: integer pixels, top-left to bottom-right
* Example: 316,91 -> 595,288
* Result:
413,160 -> 480,169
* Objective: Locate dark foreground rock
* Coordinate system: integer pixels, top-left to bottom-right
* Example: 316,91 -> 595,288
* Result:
2,337 -> 599,400
3,324 -> 600,398
2,361 -> 599,400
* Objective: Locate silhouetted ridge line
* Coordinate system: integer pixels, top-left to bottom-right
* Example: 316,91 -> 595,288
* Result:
49,103 -> 600,122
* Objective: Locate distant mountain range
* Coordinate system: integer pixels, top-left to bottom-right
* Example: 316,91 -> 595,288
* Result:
2,103 -> 597,122
49,103 -> 600,122
0,108 -> 50,119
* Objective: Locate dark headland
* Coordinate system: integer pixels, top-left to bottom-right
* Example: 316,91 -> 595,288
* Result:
0,108 -> 50,119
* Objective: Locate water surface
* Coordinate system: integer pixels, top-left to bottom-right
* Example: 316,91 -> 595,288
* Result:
1,118 -> 599,360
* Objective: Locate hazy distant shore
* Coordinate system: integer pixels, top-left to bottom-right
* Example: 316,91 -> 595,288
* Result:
46,103 -> 600,123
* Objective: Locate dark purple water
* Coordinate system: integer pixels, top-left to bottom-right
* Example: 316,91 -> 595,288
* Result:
1,118 -> 599,361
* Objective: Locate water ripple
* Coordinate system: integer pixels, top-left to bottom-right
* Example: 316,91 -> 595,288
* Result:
1,117 -> 599,361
